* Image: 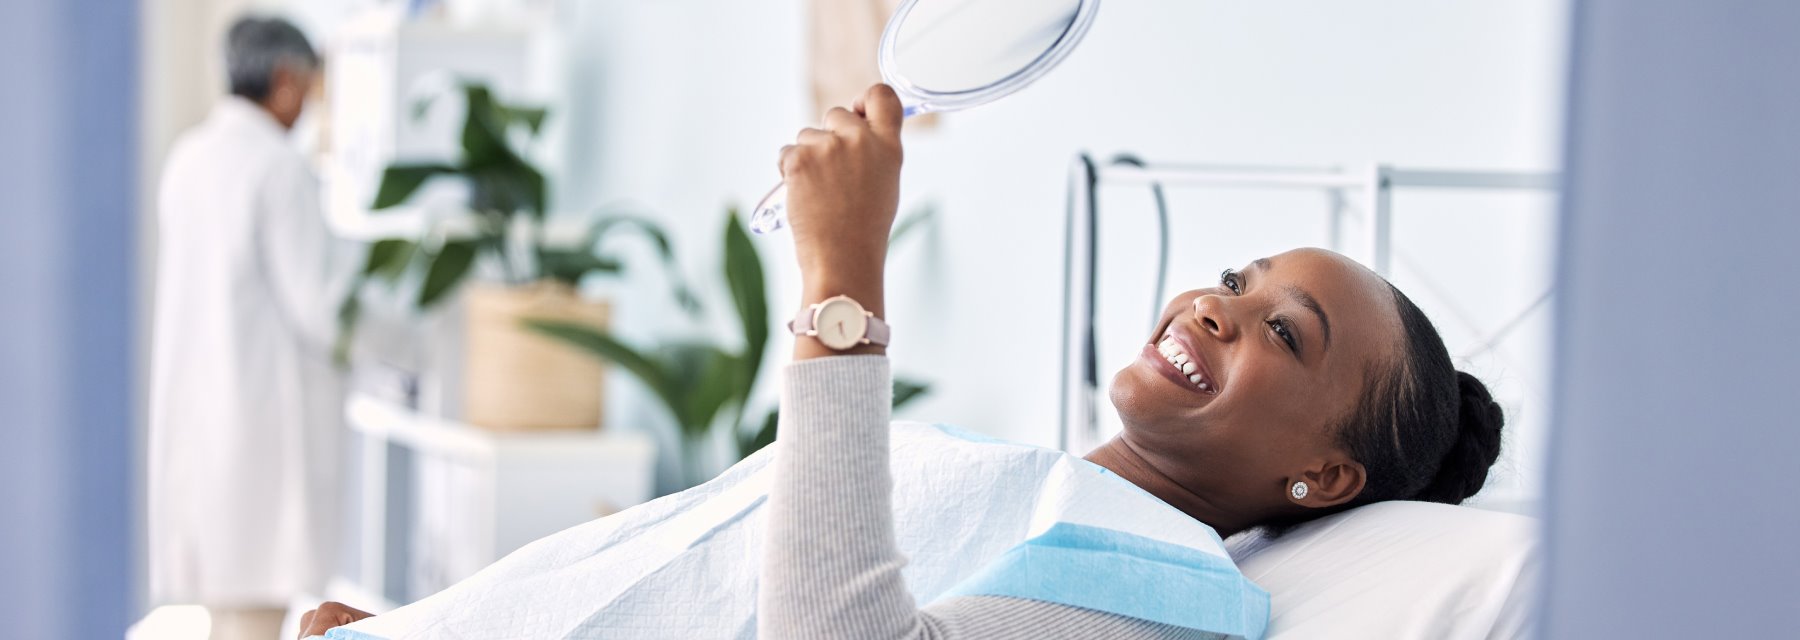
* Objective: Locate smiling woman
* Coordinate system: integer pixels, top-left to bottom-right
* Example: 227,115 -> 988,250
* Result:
764,86 -> 1506,639
304,87 -> 1507,640
1097,248 -> 1504,540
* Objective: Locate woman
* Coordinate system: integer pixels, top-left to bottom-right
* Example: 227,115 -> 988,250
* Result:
302,85 -> 1503,639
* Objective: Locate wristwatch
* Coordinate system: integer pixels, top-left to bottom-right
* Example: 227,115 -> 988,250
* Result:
789,295 -> 890,350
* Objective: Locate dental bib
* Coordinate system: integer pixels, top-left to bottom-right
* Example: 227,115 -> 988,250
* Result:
330,422 -> 1269,640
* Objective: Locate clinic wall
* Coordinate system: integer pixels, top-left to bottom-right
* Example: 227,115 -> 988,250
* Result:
555,0 -> 1567,482
190,1 -> 1570,496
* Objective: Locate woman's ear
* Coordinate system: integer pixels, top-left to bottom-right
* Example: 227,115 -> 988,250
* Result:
1293,458 -> 1365,508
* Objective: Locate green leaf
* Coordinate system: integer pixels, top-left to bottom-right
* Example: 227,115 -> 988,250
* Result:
586,215 -> 702,315
722,209 -> 769,395
332,283 -> 363,367
893,377 -> 930,411
525,321 -> 682,420
501,105 -> 548,135
336,237 -> 417,366
538,249 -> 622,286
460,84 -> 513,168
889,203 -> 937,251
362,238 -> 418,282
739,409 -> 780,458
518,161 -> 547,218
410,88 -> 444,122
417,240 -> 477,307
651,343 -> 743,440
466,161 -> 546,218
372,164 -> 457,209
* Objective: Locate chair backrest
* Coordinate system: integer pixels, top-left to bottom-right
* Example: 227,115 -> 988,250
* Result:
1225,501 -> 1539,640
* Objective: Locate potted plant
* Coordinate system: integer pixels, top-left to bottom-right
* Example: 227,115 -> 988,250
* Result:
335,81 -> 691,432
529,208 -> 932,489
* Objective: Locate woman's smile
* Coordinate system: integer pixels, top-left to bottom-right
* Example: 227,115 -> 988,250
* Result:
1138,326 -> 1220,396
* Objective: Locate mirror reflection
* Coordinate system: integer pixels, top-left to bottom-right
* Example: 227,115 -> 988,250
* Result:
892,0 -> 1083,93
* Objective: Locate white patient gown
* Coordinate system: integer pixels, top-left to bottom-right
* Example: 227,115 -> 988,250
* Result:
331,422 -> 1269,639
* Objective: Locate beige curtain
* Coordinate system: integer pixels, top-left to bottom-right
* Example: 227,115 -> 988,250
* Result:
809,0 -> 935,127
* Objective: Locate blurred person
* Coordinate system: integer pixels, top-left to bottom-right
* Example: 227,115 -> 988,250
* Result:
148,15 -> 345,640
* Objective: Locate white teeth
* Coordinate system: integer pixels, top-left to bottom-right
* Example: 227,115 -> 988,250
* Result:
1157,336 -> 1204,387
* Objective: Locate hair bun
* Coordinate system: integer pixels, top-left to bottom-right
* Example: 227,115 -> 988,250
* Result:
1413,371 -> 1505,505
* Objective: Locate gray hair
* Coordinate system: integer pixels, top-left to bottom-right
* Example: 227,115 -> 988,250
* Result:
225,16 -> 318,101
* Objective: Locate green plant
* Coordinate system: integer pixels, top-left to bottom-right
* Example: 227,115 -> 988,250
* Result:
333,81 -> 690,362
529,207 -> 935,488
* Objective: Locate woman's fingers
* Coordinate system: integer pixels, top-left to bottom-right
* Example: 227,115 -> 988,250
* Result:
861,84 -> 904,140
823,106 -> 863,134
297,601 -> 375,638
782,85 -> 897,179
781,128 -> 835,178
795,127 -> 833,147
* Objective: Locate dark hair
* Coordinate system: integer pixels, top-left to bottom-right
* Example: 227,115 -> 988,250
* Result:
225,16 -> 317,101
1333,283 -> 1506,508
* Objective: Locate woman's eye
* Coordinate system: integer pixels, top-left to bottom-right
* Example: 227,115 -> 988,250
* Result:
1219,269 -> 1242,295
1269,319 -> 1299,352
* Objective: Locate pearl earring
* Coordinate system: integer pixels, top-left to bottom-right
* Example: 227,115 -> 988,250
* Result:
1290,481 -> 1309,500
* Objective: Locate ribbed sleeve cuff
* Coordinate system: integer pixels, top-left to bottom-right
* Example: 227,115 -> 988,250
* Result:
762,354 -> 914,638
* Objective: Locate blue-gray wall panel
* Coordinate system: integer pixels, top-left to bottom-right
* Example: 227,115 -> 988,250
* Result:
0,1 -> 139,638
1544,1 -> 1800,636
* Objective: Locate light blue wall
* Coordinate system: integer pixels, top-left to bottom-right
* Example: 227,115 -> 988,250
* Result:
1542,1 -> 1800,636
0,0 -> 139,637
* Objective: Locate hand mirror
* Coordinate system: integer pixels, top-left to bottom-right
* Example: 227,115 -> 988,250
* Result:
749,0 -> 1103,234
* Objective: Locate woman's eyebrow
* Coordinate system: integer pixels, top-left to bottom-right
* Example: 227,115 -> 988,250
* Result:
1248,257 -> 1332,353
1284,284 -> 1332,353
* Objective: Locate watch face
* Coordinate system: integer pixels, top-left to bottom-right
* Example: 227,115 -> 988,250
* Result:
814,298 -> 869,350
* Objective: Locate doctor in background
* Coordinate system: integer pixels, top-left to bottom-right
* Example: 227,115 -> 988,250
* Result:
149,16 -> 349,640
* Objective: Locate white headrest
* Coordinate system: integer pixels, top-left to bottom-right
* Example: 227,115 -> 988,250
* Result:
1225,501 -> 1540,640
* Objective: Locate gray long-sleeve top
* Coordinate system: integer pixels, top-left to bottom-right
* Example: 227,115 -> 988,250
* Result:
759,355 -> 1222,639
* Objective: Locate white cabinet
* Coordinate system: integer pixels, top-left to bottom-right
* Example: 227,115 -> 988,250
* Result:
343,394 -> 655,605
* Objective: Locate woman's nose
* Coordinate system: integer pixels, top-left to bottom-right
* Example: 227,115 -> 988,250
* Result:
1192,294 -> 1237,342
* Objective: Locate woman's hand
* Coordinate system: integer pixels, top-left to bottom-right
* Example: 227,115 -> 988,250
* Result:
296,601 -> 373,638
779,84 -> 905,339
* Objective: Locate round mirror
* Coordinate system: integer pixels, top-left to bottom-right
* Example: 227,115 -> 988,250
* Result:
750,0 -> 1102,233
887,0 -> 1087,99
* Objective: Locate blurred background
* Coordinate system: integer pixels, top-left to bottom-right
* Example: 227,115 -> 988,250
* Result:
6,0 -> 1575,638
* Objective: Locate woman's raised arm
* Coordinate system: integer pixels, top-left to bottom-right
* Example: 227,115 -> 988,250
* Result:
757,85 -> 1210,640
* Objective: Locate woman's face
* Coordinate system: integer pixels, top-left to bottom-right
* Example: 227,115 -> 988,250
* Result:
1108,248 -> 1403,528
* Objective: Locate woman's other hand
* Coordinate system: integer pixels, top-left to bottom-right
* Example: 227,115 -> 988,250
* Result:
296,601 -> 373,638
778,83 -> 904,333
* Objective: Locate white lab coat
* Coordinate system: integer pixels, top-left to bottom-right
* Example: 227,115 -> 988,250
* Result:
149,97 -> 353,606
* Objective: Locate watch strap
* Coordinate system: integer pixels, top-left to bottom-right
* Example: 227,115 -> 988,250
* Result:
864,315 -> 890,346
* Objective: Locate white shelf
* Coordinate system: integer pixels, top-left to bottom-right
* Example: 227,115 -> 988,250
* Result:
346,394 -> 652,463
344,393 -> 656,603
